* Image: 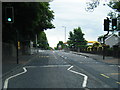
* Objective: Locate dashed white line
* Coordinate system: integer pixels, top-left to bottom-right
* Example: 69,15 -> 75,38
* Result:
67,65 -> 88,88
52,52 -> 57,60
64,57 -> 67,59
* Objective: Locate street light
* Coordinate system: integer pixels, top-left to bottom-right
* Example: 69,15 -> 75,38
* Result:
62,26 -> 66,43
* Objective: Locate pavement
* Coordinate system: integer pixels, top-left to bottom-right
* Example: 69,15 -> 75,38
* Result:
71,51 -> 120,65
2,53 -> 37,78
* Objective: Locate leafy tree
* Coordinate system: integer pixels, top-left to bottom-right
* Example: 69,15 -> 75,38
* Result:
108,1 -> 120,12
37,31 -> 50,50
2,2 -> 55,43
68,27 -> 87,51
57,41 -> 65,50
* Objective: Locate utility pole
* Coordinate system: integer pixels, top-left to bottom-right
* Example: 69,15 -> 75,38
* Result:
62,26 -> 66,43
36,34 -> 38,53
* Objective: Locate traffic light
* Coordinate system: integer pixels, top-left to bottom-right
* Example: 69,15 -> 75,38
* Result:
112,18 -> 117,30
104,19 -> 109,31
5,7 -> 14,23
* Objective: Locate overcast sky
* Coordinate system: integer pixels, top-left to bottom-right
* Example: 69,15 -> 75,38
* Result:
45,0 -> 114,48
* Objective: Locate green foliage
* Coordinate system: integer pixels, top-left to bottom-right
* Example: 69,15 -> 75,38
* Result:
54,47 -> 58,50
108,1 -> 120,12
67,27 -> 87,50
2,2 -> 55,43
37,31 -> 49,50
92,42 -> 100,47
57,41 -> 65,50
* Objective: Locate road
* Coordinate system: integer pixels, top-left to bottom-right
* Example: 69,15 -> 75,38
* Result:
2,50 -> 120,89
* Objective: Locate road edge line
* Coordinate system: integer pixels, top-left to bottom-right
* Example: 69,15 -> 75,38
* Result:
3,67 -> 27,90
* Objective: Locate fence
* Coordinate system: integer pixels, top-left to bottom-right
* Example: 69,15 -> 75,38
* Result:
80,45 -> 120,58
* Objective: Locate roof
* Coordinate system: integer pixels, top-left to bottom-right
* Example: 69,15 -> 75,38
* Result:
98,34 -> 119,40
105,34 -> 120,41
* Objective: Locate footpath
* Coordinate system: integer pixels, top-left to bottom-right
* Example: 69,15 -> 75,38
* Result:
71,51 -> 120,65
2,53 -> 38,78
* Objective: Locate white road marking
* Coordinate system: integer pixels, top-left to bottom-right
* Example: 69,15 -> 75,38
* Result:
26,65 -> 71,68
3,64 -> 88,88
3,67 -> 27,90
64,57 -> 67,59
3,64 -> 71,89
67,65 -> 88,88
52,52 -> 57,60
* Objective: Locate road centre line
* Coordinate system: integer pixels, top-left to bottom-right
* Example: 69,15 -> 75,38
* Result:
52,52 -> 57,59
3,67 -> 27,90
67,66 -> 88,88
100,74 -> 110,78
116,82 -> 120,84
109,73 -> 120,75
39,56 -> 49,58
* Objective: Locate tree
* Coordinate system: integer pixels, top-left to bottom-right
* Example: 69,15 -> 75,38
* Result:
37,31 -> 50,50
57,41 -> 65,50
2,2 -> 55,43
107,1 -> 120,31
108,1 -> 120,13
68,27 -> 87,51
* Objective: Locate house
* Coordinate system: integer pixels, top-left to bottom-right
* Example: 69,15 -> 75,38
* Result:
98,34 -> 120,48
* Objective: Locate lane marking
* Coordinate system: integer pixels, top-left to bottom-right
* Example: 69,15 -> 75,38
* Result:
26,65 -> 71,68
100,74 -> 110,78
52,52 -> 57,60
116,82 -> 120,84
3,67 -> 27,90
3,64 -> 71,89
67,66 -> 88,88
110,73 -> 120,75
39,56 -> 50,58
64,57 -> 67,59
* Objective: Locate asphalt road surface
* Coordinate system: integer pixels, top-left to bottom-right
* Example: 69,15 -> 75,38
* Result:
2,50 -> 120,89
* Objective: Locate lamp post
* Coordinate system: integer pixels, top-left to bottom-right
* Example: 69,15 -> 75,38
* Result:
62,26 -> 66,43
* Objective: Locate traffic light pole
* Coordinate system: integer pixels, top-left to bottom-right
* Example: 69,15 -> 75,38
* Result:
103,17 -> 110,60
103,30 -> 109,60
6,6 -> 19,64
16,29 -> 19,64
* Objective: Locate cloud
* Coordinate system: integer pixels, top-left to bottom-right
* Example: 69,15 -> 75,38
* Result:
45,0 -> 114,48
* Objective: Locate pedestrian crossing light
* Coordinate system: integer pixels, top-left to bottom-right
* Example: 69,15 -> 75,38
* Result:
5,7 -> 14,23
112,18 -> 117,30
